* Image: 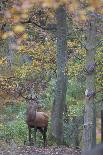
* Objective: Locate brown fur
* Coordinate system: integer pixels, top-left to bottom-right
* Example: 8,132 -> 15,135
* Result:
34,112 -> 48,127
26,111 -> 48,129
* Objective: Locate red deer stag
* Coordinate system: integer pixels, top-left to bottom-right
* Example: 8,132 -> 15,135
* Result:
26,97 -> 48,147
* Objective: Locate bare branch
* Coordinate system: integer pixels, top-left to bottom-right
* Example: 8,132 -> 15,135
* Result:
21,18 -> 57,31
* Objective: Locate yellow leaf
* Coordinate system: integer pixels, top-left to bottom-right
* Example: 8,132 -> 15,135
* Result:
10,7 -> 18,14
69,0 -> 79,12
90,0 -> 102,9
13,25 -> 25,33
22,33 -> 28,39
42,0 -> 58,8
21,13 -> 28,19
12,15 -> 20,23
79,10 -> 87,21
19,45 -> 25,51
2,32 -> 9,39
0,58 -> 7,64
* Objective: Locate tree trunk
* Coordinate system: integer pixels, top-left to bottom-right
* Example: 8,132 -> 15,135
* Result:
82,14 -> 97,151
4,24 -> 16,71
101,110 -> 103,143
51,5 -> 68,145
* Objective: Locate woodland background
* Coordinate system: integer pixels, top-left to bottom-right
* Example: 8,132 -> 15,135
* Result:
0,0 -> 103,154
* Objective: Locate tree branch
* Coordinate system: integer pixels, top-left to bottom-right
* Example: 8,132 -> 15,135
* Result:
21,18 -> 57,31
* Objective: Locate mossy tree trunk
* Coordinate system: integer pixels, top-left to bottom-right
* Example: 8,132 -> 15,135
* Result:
82,14 -> 97,151
51,5 -> 68,145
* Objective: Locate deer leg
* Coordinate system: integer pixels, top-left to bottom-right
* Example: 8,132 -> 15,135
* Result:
34,127 -> 37,142
43,127 -> 47,147
38,127 -> 45,146
37,127 -> 47,147
38,127 -> 43,134
28,126 -> 31,145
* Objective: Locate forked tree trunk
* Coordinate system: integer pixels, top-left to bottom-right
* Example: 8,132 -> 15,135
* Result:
51,5 -> 68,145
82,14 -> 97,151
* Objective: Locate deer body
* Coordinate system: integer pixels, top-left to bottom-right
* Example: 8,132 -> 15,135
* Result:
26,99 -> 48,147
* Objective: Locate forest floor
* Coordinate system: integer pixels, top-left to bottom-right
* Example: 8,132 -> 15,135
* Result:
0,117 -> 101,155
0,145 -> 81,155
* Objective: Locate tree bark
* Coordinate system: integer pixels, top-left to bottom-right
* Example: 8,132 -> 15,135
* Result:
4,24 -> 16,71
101,110 -> 103,143
51,5 -> 68,145
82,14 -> 97,151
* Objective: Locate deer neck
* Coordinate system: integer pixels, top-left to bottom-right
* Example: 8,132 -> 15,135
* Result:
27,107 -> 37,121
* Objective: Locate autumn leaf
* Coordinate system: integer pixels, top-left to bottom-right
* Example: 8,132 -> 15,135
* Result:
2,32 -> 9,39
69,0 -> 79,12
79,10 -> 87,21
89,0 -> 103,9
13,25 -> 25,33
22,33 -> 28,40
0,58 -> 7,64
